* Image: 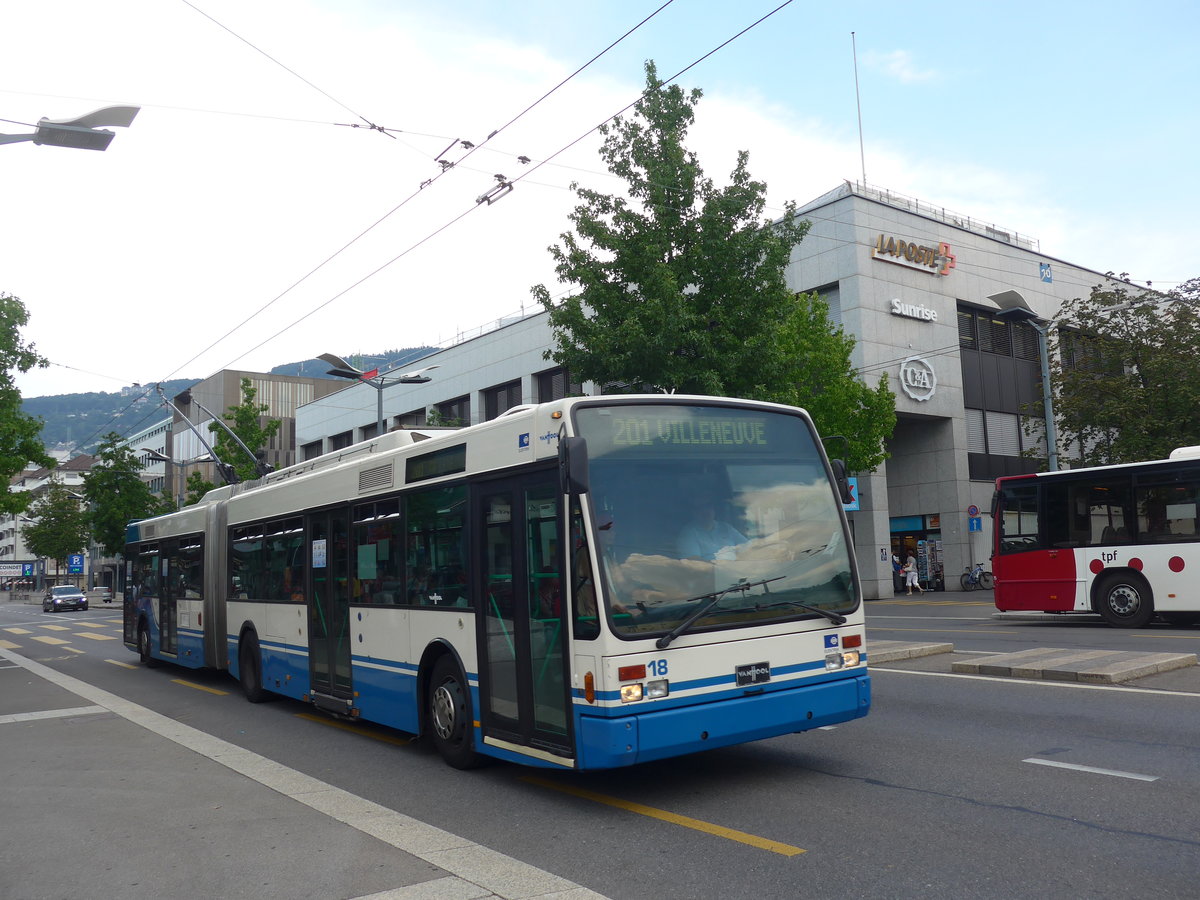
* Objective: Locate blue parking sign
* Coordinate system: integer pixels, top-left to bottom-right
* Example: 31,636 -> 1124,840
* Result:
68,554 -> 84,574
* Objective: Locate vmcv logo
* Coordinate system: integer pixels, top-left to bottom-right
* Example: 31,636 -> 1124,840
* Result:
899,356 -> 936,402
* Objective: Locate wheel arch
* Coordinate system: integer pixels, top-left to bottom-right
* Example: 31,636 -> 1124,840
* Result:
417,639 -> 470,738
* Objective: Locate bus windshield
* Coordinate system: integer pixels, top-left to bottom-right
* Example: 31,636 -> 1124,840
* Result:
574,403 -> 857,639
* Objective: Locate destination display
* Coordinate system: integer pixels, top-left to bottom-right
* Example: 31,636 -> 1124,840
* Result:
575,404 -> 808,459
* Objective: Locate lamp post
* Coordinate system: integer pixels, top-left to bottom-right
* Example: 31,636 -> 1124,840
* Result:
992,302 -> 1059,472
143,449 -> 211,508
0,105 -> 140,151
318,353 -> 439,438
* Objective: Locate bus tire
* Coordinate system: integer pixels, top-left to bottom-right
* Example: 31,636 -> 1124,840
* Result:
428,656 -> 482,769
239,633 -> 268,703
137,621 -> 160,668
1095,572 -> 1154,628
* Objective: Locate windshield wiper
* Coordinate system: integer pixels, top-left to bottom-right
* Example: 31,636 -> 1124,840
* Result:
655,576 -> 784,650
754,599 -> 847,625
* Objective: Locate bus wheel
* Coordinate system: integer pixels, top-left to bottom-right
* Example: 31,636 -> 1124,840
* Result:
239,634 -> 268,703
428,656 -> 482,769
1096,573 -> 1154,628
137,622 -> 160,668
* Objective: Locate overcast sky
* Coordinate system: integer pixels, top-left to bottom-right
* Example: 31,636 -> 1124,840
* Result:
4,0 -> 1197,403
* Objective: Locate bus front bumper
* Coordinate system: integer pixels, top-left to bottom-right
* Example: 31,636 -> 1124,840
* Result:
576,671 -> 870,769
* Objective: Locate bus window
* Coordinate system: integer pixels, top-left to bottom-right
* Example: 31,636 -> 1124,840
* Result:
998,483 -> 1041,553
405,485 -> 467,606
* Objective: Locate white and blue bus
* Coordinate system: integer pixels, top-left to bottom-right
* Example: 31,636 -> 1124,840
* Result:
124,395 -> 870,769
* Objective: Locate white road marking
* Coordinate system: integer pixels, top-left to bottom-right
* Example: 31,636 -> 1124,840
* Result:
869,666 -> 1200,698
1023,758 -> 1159,782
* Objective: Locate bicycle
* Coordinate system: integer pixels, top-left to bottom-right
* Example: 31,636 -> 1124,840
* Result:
960,563 -> 994,591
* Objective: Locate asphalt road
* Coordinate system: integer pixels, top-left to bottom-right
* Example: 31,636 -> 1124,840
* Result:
2,592 -> 1198,899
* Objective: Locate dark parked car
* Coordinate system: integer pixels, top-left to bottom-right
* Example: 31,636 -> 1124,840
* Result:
43,585 -> 88,612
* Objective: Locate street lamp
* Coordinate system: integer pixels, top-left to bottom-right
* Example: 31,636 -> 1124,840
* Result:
991,292 -> 1059,472
318,353 -> 440,438
143,449 -> 211,508
0,105 -> 140,151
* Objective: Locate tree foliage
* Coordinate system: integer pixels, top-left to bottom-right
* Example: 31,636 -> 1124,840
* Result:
23,481 -> 90,575
1050,276 -> 1200,466
532,61 -> 894,472
0,293 -> 55,514
83,433 -> 172,555
184,378 -> 282,501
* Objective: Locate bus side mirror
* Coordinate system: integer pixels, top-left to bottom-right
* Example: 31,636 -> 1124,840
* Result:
559,436 -> 590,495
831,459 -> 853,505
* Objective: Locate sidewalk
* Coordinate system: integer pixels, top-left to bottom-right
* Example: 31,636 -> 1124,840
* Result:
0,641 -> 605,900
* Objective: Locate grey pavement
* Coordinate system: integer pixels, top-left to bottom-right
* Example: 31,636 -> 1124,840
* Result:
0,592 -> 606,900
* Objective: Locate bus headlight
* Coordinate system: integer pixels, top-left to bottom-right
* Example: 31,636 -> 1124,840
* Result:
645,679 -> 669,699
826,650 -> 861,671
620,683 -> 643,703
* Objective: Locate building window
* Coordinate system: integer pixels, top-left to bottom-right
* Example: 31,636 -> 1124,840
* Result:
399,408 -> 427,428
965,407 -> 1044,480
433,396 -> 469,427
483,380 -> 523,420
535,367 -> 581,402
330,431 -> 353,451
301,440 -> 323,461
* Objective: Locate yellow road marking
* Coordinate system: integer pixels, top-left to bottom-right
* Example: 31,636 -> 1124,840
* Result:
32,636 -> 69,645
522,776 -> 806,856
65,647 -> 85,654
75,632 -> 118,641
106,659 -> 138,670
76,621 -> 108,628
40,624 -> 70,631
294,712 -> 414,747
0,640 -> 20,649
171,679 -> 229,696
4,627 -> 32,634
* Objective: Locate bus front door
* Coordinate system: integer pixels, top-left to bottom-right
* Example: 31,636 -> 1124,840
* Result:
308,510 -> 353,708
477,474 -> 572,760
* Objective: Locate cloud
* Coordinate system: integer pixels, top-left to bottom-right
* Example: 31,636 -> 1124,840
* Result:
864,49 -> 937,84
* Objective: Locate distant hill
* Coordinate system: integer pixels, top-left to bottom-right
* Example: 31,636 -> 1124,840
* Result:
22,347 -> 436,455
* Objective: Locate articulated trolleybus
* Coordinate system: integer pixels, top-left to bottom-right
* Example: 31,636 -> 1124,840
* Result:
993,446 -> 1200,628
125,395 -> 869,769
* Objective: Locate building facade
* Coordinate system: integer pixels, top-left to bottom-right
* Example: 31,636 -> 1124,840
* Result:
295,182 -> 1127,600
167,369 -> 345,495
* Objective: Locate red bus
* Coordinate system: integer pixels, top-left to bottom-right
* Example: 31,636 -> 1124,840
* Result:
992,446 -> 1200,628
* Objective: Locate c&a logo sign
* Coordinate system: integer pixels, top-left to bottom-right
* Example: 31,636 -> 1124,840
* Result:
899,356 -> 936,402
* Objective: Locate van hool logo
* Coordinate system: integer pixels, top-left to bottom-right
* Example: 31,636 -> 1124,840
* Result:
872,234 -> 956,276
899,356 -> 937,402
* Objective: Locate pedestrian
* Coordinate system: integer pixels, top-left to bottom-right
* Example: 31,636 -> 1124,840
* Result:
904,553 -> 923,595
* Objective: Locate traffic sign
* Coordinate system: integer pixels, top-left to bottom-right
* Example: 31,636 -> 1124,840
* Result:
68,553 -> 84,574
967,504 -> 980,517
968,516 -> 982,532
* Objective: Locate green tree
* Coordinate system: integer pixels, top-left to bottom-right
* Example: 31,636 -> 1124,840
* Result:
23,481 -> 90,581
0,293 -> 55,514
83,433 -> 172,555
184,378 -> 282,500
532,61 -> 894,472
1050,276 -> 1200,466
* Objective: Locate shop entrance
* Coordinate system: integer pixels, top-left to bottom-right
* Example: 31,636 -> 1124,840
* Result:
890,515 -> 944,592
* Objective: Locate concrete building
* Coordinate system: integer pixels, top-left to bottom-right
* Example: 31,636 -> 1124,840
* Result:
295,182 -> 1128,600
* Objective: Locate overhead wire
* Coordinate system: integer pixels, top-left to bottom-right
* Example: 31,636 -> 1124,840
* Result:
64,0 -> 679,450
158,0 -> 675,386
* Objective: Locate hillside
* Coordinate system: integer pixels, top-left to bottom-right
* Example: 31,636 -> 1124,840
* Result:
21,348 -> 436,455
